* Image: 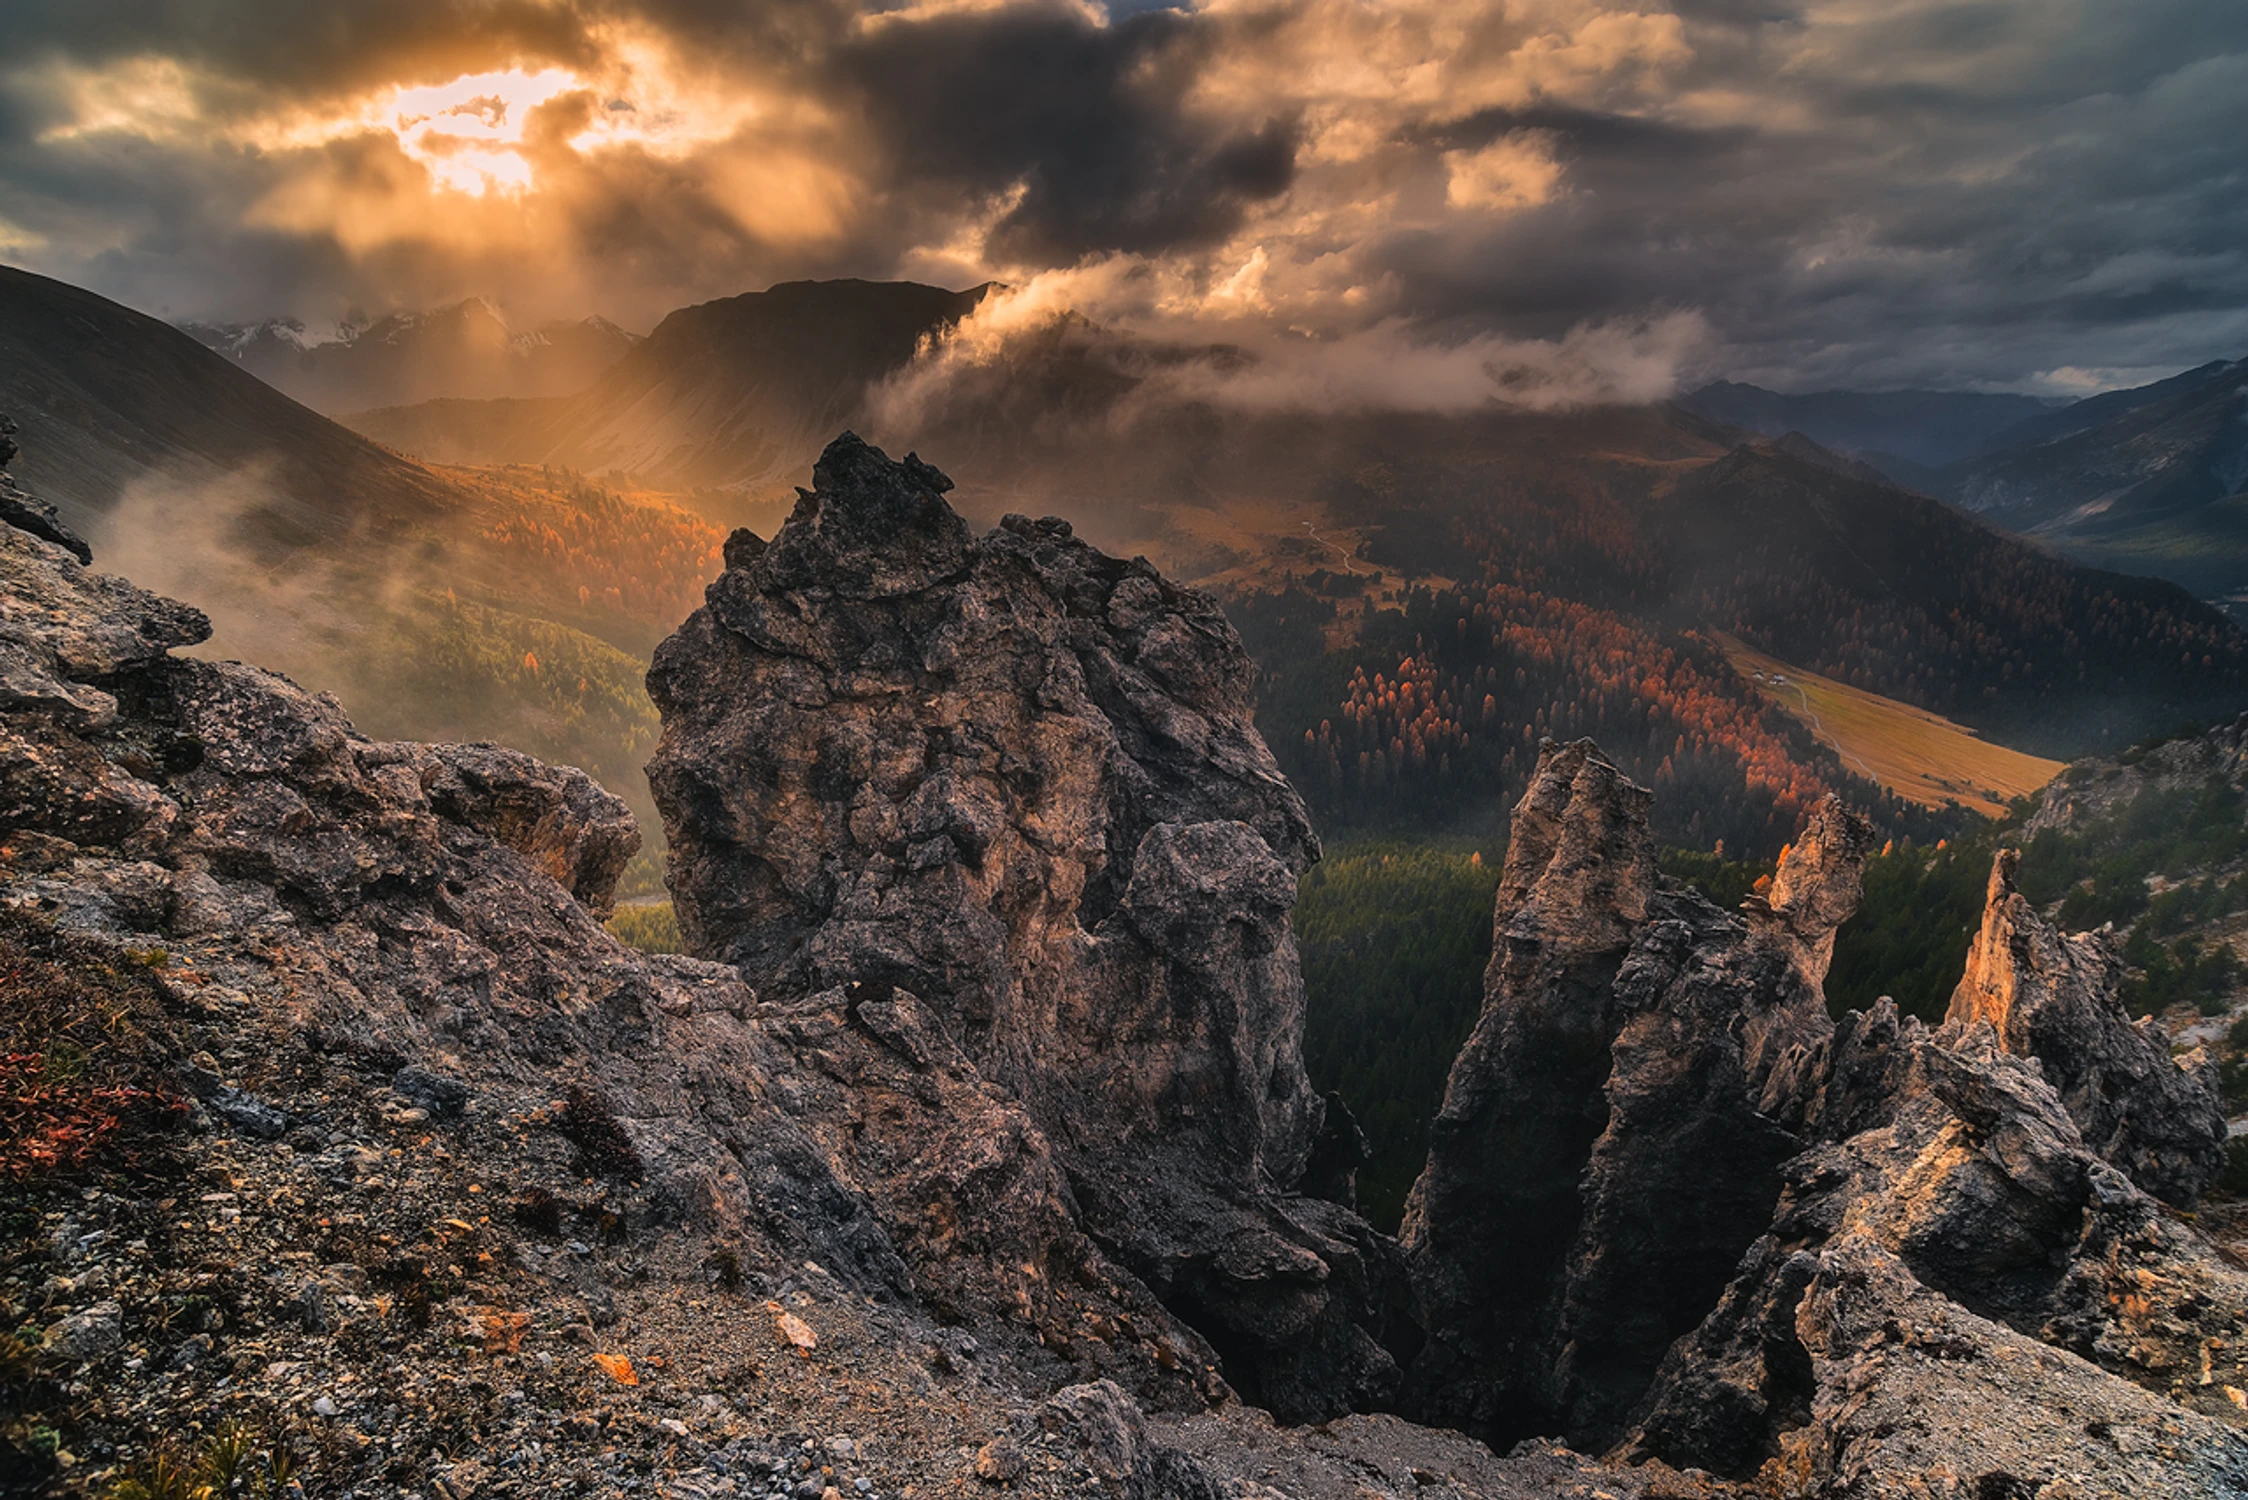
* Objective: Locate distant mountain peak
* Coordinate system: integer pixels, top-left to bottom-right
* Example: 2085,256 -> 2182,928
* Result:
176,298 -> 642,412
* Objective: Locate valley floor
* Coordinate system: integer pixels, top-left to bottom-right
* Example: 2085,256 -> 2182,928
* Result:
1718,635 -> 2063,817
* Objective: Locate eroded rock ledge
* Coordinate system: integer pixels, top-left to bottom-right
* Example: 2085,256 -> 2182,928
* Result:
647,434 -> 1401,1421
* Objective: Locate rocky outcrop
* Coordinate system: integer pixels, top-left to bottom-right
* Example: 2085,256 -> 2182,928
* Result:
0,439 -> 1224,1413
1404,739 -> 2248,1489
1632,1009 -> 2248,1490
647,433 -> 1398,1421
10,420 -> 2248,1499
1400,745 -> 1871,1451
2026,710 -> 2248,838
1947,849 -> 2228,1205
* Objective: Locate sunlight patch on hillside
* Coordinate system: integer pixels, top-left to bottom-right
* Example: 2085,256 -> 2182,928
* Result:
1718,634 -> 2062,817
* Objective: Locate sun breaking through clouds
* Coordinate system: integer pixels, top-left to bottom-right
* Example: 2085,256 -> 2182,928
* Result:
3,0 -> 2247,393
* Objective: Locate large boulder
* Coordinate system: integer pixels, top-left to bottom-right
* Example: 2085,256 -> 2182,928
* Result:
647,433 -> 1399,1420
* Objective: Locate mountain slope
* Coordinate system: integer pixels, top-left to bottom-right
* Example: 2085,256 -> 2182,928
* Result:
183,298 -> 639,413
1655,444 -> 2248,755
1716,633 -> 2064,817
0,268 -> 727,873
1677,380 -> 2067,468
1931,357 -> 2248,609
1974,358 -> 2240,453
347,279 -> 991,497
1247,434 -> 2248,855
0,263 -> 459,547
1942,356 -> 2248,530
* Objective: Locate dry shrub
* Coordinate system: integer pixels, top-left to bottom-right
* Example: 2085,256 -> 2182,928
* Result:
0,913 -> 190,1183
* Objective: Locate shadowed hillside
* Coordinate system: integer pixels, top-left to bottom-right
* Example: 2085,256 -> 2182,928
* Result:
0,264 -> 459,549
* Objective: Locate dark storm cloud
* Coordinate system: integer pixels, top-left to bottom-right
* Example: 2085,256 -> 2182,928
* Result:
833,7 -> 1297,260
1,0 -> 605,98
1414,103 -> 1744,167
1349,1 -> 2248,389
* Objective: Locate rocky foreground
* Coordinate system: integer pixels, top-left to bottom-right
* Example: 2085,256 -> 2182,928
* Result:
3,432 -> 2246,1499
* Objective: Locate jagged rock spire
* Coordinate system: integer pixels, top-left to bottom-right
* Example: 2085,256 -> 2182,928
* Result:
1402,743 -> 1871,1452
1947,847 -> 2227,1205
1753,792 -> 1877,983
647,433 -> 1399,1421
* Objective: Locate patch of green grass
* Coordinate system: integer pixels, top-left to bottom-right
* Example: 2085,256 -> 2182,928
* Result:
104,1418 -> 304,1500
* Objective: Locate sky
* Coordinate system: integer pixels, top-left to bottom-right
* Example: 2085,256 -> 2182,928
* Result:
3,0 -> 2246,396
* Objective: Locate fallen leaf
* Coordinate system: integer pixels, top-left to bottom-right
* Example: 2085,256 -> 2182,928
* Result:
591,1352 -> 638,1385
765,1300 -> 816,1356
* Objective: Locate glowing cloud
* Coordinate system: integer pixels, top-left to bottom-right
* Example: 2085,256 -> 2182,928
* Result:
381,69 -> 582,195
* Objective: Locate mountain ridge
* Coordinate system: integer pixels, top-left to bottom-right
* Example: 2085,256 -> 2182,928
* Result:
347,279 -> 994,498
0,263 -> 461,547
182,298 -> 640,413
1676,380 -> 2070,469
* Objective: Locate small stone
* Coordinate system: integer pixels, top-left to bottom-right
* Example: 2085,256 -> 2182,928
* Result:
394,1064 -> 471,1118
208,1088 -> 290,1139
311,1395 -> 339,1417
44,1301 -> 123,1361
972,1439 -> 1023,1484
767,1302 -> 816,1356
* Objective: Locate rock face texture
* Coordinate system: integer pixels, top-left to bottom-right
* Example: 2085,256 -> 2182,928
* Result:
1946,849 -> 2228,1205
647,434 -> 1399,1421
1404,739 -> 2248,1493
0,413 -> 91,563
1399,744 -> 1873,1450
9,422 -> 2248,1499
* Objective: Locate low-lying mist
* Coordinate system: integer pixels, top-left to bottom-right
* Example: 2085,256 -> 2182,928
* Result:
94,464 -> 671,895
